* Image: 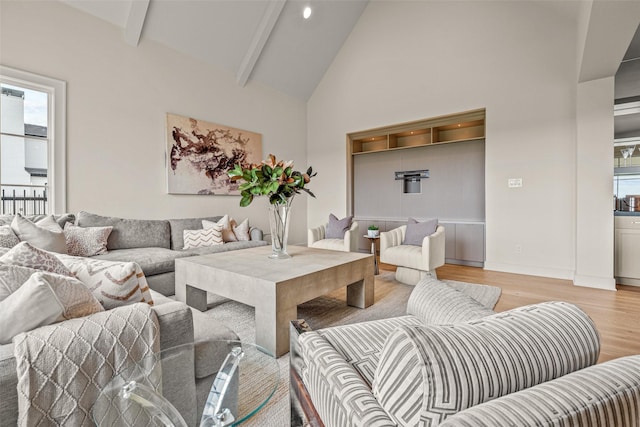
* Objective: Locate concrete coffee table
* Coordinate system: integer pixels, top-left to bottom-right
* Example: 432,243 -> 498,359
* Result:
175,245 -> 374,357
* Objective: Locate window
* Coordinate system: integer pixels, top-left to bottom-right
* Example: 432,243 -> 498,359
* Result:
0,66 -> 66,215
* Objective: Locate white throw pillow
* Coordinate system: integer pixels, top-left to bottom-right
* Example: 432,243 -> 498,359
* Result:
0,271 -> 104,344
203,215 -> 237,242
233,218 -> 251,241
183,227 -> 223,249
39,271 -> 104,319
0,274 -> 64,344
0,241 -> 73,277
0,264 -> 39,302
0,225 -> 19,248
11,213 -> 67,253
63,223 -> 113,257
57,254 -> 154,310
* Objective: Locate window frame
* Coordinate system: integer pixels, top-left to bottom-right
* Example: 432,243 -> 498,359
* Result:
0,65 -> 66,214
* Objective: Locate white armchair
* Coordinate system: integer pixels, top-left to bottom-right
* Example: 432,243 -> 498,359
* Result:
380,225 -> 445,285
308,221 -> 359,252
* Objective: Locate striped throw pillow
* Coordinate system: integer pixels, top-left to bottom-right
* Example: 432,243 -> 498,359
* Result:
183,227 -> 223,249
373,301 -> 600,426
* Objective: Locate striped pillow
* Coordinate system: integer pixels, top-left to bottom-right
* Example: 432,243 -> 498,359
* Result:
183,227 -> 223,249
372,301 -> 600,426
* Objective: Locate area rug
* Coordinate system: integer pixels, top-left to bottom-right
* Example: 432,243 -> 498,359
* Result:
201,272 -> 500,426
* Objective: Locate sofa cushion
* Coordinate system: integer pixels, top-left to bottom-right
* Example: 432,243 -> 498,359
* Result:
183,227 -> 223,249
93,247 -> 193,276
0,272 -> 103,344
203,215 -> 237,243
11,214 -> 67,253
168,216 -> 222,250
181,240 -> 267,256
63,224 -> 113,257
151,291 -> 239,379
372,301 -> 600,427
0,242 -> 73,276
0,225 -> 19,249
0,213 -> 75,229
76,211 -> 170,250
0,264 -> 39,302
318,315 -> 423,387
402,217 -> 438,246
0,274 -> 64,344
57,254 -> 154,309
232,218 -> 250,241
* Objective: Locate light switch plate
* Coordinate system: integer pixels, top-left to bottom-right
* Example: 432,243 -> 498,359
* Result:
508,178 -> 523,188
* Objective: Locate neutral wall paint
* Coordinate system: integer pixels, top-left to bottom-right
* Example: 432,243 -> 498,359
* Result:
353,140 -> 485,221
575,77 -> 616,290
308,1 -> 580,279
0,1 -> 309,244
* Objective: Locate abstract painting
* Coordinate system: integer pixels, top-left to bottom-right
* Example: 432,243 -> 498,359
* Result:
166,113 -> 262,195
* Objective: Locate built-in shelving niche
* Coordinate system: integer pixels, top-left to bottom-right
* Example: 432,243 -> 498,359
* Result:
346,109 -> 487,266
350,109 -> 485,156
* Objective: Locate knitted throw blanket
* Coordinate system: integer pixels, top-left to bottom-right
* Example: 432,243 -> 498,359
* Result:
14,303 -> 160,426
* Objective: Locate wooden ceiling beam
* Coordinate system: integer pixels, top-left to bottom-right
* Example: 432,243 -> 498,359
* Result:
236,0 -> 287,87
124,0 -> 150,47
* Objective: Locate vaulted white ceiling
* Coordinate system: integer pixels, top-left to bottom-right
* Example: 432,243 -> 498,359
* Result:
60,0 -> 369,101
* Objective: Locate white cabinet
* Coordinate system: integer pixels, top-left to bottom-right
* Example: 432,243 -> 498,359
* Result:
615,216 -> 640,286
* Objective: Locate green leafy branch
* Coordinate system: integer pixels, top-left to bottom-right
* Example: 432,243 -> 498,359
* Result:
228,154 -> 317,207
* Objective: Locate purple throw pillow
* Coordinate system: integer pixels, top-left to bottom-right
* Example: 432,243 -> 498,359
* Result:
325,214 -> 353,239
403,218 -> 438,246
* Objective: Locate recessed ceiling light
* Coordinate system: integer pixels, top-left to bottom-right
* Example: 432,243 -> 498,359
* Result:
303,6 -> 312,19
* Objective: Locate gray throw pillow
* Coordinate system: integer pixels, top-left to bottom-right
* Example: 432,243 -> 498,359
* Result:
325,214 -> 353,239
403,218 -> 438,246
11,214 -> 67,253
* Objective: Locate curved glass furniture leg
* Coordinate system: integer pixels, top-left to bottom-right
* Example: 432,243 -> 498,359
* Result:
120,380 -> 188,427
200,346 -> 245,427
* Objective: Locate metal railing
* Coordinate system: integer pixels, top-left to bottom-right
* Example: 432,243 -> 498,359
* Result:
1,185 -> 48,215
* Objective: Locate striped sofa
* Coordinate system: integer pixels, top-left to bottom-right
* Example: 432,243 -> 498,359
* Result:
290,277 -> 640,426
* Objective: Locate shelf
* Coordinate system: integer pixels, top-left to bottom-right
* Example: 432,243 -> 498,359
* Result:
349,109 -> 485,155
432,119 -> 484,144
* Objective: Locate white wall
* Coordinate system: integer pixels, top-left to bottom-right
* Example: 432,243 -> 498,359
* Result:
0,0 -> 309,244
575,77 -> 616,290
308,1 -> 580,279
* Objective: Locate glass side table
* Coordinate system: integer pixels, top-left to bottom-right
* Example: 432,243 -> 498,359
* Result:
92,341 -> 279,427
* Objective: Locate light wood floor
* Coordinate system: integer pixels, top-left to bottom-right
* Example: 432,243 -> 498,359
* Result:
380,262 -> 640,363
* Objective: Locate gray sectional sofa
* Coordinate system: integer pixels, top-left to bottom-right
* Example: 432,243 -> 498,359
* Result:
0,211 -> 267,425
75,211 -> 267,296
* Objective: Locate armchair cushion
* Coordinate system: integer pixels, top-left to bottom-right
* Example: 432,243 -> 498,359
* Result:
372,301 -> 600,426
403,217 -> 438,246
325,214 -> 353,239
